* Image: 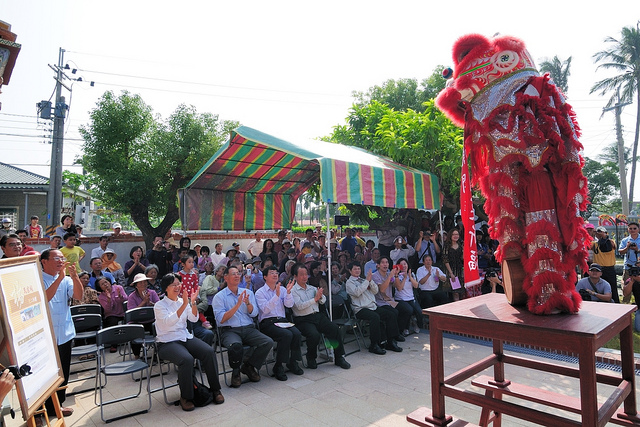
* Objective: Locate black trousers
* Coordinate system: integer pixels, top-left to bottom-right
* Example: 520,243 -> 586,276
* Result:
419,289 -> 449,309
601,265 -> 619,303
219,324 -> 274,369
259,317 -> 302,365
46,339 -> 72,416
294,312 -> 344,360
355,305 -> 399,345
158,337 -> 221,399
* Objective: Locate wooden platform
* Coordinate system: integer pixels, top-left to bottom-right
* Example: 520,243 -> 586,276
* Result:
408,294 -> 640,427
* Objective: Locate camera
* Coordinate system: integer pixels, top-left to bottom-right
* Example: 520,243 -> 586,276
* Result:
4,363 -> 31,379
485,268 -> 499,278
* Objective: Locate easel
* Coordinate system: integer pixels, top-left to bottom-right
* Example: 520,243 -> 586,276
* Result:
26,385 -> 65,427
0,256 -> 66,426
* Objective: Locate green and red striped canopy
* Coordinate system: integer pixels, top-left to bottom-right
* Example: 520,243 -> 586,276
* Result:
179,126 -> 440,230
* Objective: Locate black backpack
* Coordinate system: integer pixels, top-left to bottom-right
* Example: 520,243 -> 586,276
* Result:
192,376 -> 213,407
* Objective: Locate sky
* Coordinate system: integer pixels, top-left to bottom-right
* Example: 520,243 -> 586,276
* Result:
1,1 -> 639,193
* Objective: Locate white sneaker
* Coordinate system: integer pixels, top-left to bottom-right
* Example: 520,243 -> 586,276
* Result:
413,326 -> 421,334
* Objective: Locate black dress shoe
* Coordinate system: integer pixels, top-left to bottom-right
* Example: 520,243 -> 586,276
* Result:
385,341 -> 403,352
306,358 -> 317,369
273,365 -> 288,381
287,361 -> 304,375
241,362 -> 261,382
368,344 -> 387,355
395,335 -> 406,342
231,368 -> 242,388
335,356 -> 351,369
213,389 -> 225,404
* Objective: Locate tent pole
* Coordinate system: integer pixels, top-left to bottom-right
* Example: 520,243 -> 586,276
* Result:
326,202 -> 332,321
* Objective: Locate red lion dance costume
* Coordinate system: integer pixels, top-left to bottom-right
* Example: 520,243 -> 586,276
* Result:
435,34 -> 589,314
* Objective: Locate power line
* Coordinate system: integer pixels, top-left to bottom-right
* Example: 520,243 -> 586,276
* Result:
76,68 -> 350,98
87,80 -> 349,106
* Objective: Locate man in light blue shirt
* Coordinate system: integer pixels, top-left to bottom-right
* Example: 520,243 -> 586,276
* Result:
212,265 -> 273,388
255,265 -> 303,381
364,248 -> 381,276
41,249 -> 83,418
619,222 -> 640,285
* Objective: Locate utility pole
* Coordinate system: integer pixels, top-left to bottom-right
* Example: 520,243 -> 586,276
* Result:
45,48 -> 68,229
603,100 -> 632,216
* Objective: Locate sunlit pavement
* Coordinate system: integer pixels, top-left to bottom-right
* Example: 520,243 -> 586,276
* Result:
4,329 -> 638,427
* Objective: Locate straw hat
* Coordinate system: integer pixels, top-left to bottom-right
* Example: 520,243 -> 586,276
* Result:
131,273 -> 151,285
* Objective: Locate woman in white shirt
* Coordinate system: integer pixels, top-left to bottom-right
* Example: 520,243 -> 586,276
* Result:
154,273 -> 224,411
393,258 -> 424,335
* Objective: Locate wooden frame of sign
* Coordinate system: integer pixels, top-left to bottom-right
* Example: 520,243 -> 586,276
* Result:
0,255 -> 64,422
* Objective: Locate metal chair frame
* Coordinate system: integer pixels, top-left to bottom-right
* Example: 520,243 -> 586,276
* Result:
94,324 -> 152,423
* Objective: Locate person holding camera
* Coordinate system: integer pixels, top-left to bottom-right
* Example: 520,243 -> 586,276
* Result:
623,267 -> 640,331
619,222 -> 640,294
593,226 -> 619,303
415,229 -> 441,266
480,269 -> 504,295
576,264 -> 612,302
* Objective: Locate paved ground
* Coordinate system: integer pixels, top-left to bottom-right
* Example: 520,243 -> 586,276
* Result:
3,330 -> 638,427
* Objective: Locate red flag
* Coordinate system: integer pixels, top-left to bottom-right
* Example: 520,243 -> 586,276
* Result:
460,145 -> 481,288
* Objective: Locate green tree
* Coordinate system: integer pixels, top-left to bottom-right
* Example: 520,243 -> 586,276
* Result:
539,55 -> 572,94
351,69 -> 447,113
329,99 -> 463,226
582,157 -> 622,217
79,91 -> 238,248
591,23 -> 640,208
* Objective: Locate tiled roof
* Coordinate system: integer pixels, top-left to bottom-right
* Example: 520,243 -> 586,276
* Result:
0,162 -> 49,188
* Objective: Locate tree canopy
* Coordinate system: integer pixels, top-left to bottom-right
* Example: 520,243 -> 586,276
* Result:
591,23 -> 640,209
582,157 -> 622,218
327,70 -> 463,228
539,55 -> 572,94
79,91 -> 238,247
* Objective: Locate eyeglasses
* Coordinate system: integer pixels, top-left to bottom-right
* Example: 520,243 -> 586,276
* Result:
52,256 -> 66,262
227,272 -> 242,276
5,243 -> 22,248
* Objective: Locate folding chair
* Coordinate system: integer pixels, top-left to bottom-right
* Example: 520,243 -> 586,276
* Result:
332,303 -> 364,356
69,313 -> 102,395
71,303 -> 102,317
123,307 -> 156,363
94,324 -> 152,423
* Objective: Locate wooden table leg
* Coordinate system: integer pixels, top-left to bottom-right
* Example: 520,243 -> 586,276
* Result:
426,316 -> 452,426
578,338 -> 598,427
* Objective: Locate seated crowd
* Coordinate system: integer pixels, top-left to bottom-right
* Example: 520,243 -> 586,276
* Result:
0,215 -> 514,417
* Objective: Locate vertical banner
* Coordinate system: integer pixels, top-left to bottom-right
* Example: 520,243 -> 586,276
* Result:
460,146 -> 481,288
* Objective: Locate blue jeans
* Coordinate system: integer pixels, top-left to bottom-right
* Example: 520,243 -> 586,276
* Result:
635,311 -> 640,332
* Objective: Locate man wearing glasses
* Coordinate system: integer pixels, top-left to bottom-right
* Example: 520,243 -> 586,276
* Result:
619,222 -> 640,291
40,249 -> 83,419
0,233 -> 23,258
212,265 -> 273,388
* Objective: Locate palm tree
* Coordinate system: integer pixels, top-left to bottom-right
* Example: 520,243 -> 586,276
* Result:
591,23 -> 640,209
539,56 -> 572,94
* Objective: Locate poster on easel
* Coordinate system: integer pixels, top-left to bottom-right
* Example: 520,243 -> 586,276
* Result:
0,255 -> 64,421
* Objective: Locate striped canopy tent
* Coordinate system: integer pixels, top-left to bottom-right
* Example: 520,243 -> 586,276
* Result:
179,126 -> 440,231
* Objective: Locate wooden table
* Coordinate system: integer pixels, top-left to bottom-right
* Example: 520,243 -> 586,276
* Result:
407,293 -> 640,427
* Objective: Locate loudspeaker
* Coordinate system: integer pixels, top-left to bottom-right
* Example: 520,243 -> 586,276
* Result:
334,215 -> 350,226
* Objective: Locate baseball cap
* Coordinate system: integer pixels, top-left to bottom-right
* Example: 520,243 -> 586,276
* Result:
595,226 -> 607,233
584,223 -> 595,230
589,263 -> 602,272
112,222 -> 122,229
